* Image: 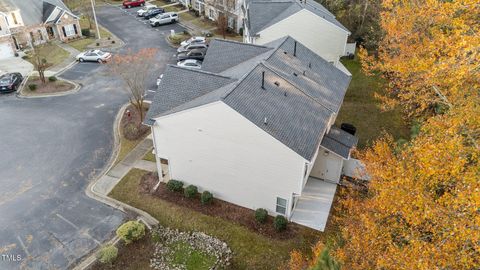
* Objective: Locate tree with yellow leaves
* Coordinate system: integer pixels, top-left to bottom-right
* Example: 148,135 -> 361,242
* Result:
359,0 -> 480,118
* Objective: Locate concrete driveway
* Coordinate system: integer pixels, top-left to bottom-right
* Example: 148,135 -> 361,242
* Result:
0,5 -> 181,270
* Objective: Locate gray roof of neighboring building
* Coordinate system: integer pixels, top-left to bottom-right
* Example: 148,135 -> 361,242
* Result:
0,0 -> 73,26
246,0 -> 349,35
0,0 -> 15,12
201,40 -> 273,73
320,126 -> 358,159
144,65 -> 235,125
146,36 -> 353,160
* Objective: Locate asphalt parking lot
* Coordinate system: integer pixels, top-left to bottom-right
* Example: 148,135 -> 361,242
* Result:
0,4 -> 183,270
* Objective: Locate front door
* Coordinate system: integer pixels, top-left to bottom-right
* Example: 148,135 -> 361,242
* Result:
46,26 -> 55,39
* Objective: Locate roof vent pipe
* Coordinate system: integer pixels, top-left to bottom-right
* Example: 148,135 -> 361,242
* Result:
261,71 -> 265,89
293,41 -> 297,57
264,117 -> 268,125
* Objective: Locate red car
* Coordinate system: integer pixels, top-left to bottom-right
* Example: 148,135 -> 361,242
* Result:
123,0 -> 145,8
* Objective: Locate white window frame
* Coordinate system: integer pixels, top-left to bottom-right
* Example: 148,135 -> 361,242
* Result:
209,8 -> 215,20
276,197 -> 287,215
64,24 -> 75,37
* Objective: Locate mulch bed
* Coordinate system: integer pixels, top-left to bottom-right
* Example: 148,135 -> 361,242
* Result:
121,104 -> 150,140
89,231 -> 153,270
27,77 -> 74,94
140,172 -> 299,240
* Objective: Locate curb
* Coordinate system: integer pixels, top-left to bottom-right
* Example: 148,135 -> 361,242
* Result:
16,78 -> 81,99
74,104 -> 159,270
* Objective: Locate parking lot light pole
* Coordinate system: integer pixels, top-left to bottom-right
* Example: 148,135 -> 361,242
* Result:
91,0 -> 101,40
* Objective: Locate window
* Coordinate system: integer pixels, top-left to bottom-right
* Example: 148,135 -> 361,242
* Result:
227,17 -> 234,28
276,197 -> 287,215
29,32 -> 35,43
11,12 -> 18,24
209,9 -> 215,19
63,24 -> 75,37
38,30 -> 43,41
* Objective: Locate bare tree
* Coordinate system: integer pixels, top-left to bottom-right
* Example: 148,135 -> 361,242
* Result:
31,44 -> 49,84
109,48 -> 158,123
217,14 -> 228,39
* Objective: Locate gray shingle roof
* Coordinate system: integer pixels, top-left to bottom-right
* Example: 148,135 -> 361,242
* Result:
201,40 -> 273,73
146,36 -> 353,161
223,63 -> 332,160
0,0 -> 73,26
320,126 -> 358,159
246,0 -> 349,35
144,66 -> 235,125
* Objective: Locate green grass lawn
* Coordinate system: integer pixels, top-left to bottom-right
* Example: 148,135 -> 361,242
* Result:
109,169 -> 325,270
150,0 -> 171,7
179,11 -> 197,22
143,149 -> 156,162
336,57 -> 409,148
67,38 -> 93,52
26,43 -> 70,68
164,4 -> 185,12
170,241 -> 217,269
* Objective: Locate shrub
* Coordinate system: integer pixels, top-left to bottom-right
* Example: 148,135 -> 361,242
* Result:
28,84 -> 37,91
81,28 -> 91,37
96,42 -> 100,46
111,40 -> 116,44
184,185 -> 198,198
274,215 -> 287,231
48,76 -> 57,82
96,244 -> 118,264
123,122 -> 148,140
168,34 -> 183,45
254,208 -> 268,223
166,179 -> 184,192
201,191 -> 213,205
116,220 -> 146,244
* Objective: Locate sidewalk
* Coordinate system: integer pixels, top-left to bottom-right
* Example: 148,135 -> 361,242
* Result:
93,134 -> 157,196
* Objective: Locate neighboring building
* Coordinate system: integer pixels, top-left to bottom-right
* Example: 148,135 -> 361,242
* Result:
203,0 -> 243,32
243,0 -> 351,72
0,0 -> 81,59
145,37 -> 357,231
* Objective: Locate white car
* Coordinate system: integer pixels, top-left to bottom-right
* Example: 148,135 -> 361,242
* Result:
76,50 -> 112,63
177,59 -> 202,69
180,36 -> 206,47
156,74 -> 163,86
137,5 -> 157,16
149,12 -> 179,27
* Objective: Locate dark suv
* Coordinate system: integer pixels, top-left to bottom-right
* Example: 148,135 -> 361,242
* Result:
143,8 -> 165,19
177,48 -> 207,61
0,73 -> 23,93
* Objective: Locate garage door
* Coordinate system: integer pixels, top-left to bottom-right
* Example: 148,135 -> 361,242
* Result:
0,42 -> 14,60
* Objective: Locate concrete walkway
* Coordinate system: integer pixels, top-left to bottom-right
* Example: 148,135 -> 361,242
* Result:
92,135 -> 156,196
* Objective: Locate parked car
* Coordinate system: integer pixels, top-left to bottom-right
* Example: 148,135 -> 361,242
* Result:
177,43 -> 208,53
76,50 -> 112,63
137,4 -> 157,16
143,8 -> 165,20
149,12 -> 178,26
180,36 -> 206,47
0,72 -> 23,93
156,74 -> 164,86
177,48 -> 207,61
177,59 -> 202,69
123,0 -> 145,8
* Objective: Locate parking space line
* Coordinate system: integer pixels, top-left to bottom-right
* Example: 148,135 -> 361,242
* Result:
16,236 -> 30,257
56,213 -> 79,230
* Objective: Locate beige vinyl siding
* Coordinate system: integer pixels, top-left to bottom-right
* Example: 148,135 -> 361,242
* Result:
152,101 -> 306,217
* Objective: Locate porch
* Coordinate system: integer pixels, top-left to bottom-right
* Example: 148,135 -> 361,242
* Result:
290,177 -> 337,231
